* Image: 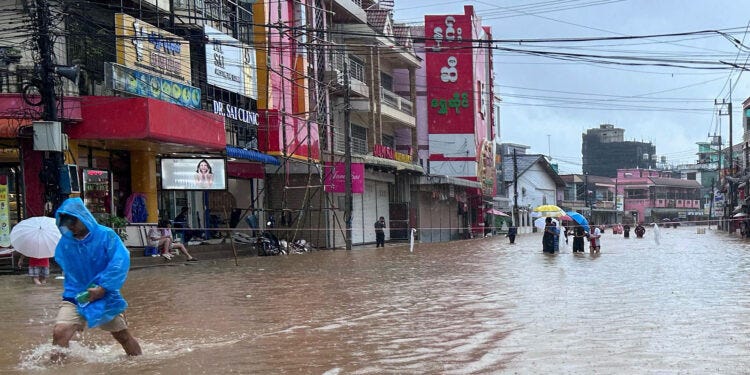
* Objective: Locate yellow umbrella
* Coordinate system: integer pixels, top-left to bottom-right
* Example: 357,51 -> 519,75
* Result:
532,204 -> 565,217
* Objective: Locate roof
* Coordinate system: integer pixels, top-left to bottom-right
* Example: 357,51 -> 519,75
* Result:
501,154 -> 565,186
648,177 -> 702,188
393,23 -> 412,48
366,9 -> 390,32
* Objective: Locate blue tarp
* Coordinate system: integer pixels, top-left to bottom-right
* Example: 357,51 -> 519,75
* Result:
226,146 -> 280,165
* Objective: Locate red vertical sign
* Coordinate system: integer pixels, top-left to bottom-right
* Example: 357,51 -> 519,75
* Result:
425,14 -> 474,134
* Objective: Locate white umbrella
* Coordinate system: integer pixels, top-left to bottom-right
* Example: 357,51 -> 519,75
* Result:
534,217 -> 559,230
10,216 -> 61,258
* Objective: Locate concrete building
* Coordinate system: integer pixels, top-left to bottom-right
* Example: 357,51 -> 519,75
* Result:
582,124 -> 656,177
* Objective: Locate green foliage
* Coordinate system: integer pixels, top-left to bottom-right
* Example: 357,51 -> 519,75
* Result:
103,215 -> 129,241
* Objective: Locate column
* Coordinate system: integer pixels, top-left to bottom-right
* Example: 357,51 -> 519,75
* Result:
130,151 -> 158,222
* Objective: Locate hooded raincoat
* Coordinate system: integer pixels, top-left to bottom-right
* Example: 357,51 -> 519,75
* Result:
54,198 -> 130,328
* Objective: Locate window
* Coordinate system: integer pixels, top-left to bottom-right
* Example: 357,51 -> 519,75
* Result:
380,72 -> 393,91
382,134 -> 394,149
351,124 -> 368,154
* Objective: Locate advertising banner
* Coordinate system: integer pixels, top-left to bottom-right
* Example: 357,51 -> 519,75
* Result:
425,14 -> 474,134
204,25 -> 257,99
108,63 -> 201,109
324,163 -> 364,194
161,158 -> 227,190
115,13 -> 192,84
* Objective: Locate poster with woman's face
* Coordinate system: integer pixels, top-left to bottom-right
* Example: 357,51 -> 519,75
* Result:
161,158 -> 226,190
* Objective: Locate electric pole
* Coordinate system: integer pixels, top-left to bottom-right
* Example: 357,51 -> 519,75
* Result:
343,52 -> 352,250
35,0 -> 67,214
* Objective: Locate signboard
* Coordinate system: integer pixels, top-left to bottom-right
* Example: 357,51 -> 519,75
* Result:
616,194 -> 624,212
213,100 -> 258,125
115,13 -> 192,84
425,14 -> 474,134
205,25 -> 257,99
161,158 -> 227,190
324,163 -> 364,194
108,63 -> 201,109
0,177 -> 9,247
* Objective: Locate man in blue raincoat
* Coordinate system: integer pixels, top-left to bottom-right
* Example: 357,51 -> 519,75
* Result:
51,198 -> 141,361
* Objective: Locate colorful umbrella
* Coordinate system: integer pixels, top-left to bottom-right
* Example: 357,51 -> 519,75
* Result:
564,211 -> 590,232
10,216 -> 61,258
532,204 -> 565,217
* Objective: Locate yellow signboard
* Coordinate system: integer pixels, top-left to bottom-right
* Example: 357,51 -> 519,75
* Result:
115,13 -> 192,85
0,181 -> 9,247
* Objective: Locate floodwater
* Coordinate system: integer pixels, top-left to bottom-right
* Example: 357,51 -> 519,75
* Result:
1,225 -> 749,374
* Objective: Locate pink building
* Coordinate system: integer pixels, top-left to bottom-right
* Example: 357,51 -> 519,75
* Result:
617,169 -> 702,224
424,6 -> 496,233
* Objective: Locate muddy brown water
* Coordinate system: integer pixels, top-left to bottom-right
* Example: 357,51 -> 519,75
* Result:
1,226 -> 749,374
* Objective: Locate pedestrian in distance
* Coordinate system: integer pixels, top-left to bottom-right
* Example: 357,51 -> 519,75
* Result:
50,197 -> 141,362
572,225 -> 586,253
542,217 -> 555,254
552,221 -> 561,252
590,226 -> 602,254
623,223 -> 631,238
374,216 -> 386,248
635,223 -> 646,238
506,224 -> 517,244
16,254 -> 50,285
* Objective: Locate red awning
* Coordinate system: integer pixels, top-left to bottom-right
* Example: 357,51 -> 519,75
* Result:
71,96 -> 226,150
486,208 -> 509,217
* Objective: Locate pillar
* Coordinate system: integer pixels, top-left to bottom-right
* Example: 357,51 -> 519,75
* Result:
130,151 -> 158,222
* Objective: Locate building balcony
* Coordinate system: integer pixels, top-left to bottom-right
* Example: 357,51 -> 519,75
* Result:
330,0 -> 367,23
350,87 -> 415,128
325,53 -> 369,98
335,24 -> 421,69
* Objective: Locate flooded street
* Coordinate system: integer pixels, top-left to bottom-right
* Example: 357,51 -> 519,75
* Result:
1,225 -> 750,374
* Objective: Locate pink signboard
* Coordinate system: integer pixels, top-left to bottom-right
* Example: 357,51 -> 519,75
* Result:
324,162 -> 364,194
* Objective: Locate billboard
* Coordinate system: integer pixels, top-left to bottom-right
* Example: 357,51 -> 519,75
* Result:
204,25 -> 257,99
161,158 -> 227,190
425,14 -> 474,134
115,13 -> 192,85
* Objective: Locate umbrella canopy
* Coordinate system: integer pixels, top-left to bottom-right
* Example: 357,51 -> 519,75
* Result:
10,216 -> 61,258
534,217 -> 559,229
564,211 -> 590,233
532,204 -> 565,217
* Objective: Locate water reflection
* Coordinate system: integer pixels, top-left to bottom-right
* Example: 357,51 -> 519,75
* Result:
1,226 -> 750,373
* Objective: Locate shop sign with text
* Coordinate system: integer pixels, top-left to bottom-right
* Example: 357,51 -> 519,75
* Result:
374,144 -> 412,163
213,100 -> 258,126
324,163 -> 364,194
115,13 -> 192,84
425,14 -> 474,134
108,63 -> 201,109
204,25 -> 257,99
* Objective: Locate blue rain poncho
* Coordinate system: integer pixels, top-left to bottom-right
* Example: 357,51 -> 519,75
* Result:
54,198 -> 131,328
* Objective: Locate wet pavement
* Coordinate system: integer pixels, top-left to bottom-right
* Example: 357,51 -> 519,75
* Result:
1,225 -> 749,374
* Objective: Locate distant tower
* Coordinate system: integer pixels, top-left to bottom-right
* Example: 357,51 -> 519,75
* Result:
582,124 -> 656,177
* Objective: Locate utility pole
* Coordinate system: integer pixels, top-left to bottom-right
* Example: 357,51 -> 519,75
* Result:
512,148 -> 519,227
716,99 -> 733,231
35,0 -> 67,214
343,52 -> 352,250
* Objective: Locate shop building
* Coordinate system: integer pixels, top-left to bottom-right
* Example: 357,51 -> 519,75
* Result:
424,6 -> 497,236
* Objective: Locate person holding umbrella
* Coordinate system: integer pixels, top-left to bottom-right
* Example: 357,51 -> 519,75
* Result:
50,197 -> 142,361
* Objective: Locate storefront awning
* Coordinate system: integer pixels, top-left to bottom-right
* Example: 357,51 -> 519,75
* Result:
72,96 -> 225,151
415,175 -> 482,189
226,146 -> 279,165
360,155 -> 424,173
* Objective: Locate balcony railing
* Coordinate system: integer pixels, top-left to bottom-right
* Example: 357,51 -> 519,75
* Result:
380,87 -> 413,115
328,53 -> 365,83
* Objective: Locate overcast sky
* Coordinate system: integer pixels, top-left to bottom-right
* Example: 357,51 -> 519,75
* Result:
393,0 -> 750,173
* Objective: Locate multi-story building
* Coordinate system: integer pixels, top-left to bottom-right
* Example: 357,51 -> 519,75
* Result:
582,124 -> 656,177
423,5 -> 496,235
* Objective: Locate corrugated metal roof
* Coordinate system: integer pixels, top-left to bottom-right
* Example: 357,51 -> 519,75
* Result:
649,177 -> 702,187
